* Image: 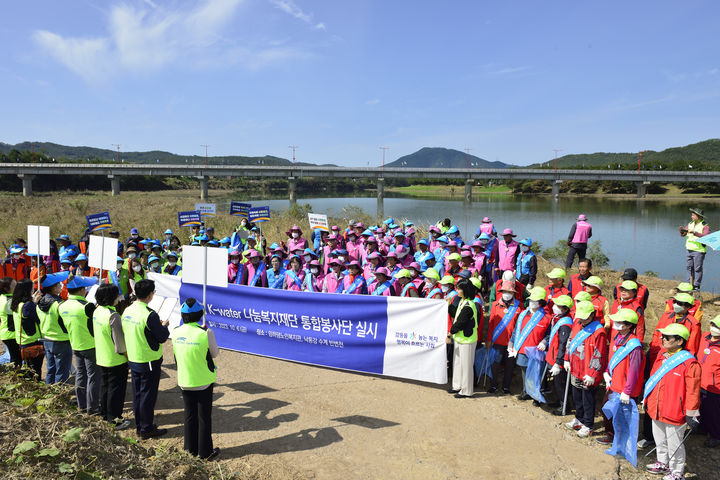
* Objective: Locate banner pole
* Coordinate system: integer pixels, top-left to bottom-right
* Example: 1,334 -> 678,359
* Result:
36,227 -> 41,294
99,230 -> 105,284
562,370 -> 571,416
202,245 -> 207,328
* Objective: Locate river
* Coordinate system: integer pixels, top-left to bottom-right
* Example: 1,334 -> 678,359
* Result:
225,193 -> 720,293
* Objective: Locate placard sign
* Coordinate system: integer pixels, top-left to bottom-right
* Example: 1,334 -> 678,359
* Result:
194,203 -> 216,218
86,212 -> 112,233
178,210 -> 202,228
230,202 -> 251,217
308,213 -> 329,232
27,225 -> 50,256
248,206 -> 270,223
88,235 -> 119,271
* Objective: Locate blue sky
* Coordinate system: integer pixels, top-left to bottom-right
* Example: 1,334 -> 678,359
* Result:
1,0 -> 719,166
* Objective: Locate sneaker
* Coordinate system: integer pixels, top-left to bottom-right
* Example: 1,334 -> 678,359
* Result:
487,386 -> 498,394
595,435 -> 613,445
517,393 -> 531,401
114,419 -> 131,431
139,428 -> 168,440
638,438 -> 655,449
564,418 -> 582,430
202,447 -> 220,461
577,425 -> 593,438
447,388 -> 460,394
502,388 -> 511,395
662,473 -> 683,480
645,461 -> 669,475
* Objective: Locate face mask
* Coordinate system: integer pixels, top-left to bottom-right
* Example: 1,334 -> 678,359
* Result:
304,255 -> 312,262
710,325 -> 720,337
165,235 -> 172,240
231,258 -> 239,265
520,245 -> 529,252
501,292 -> 514,302
612,322 -> 623,331
397,251 -> 407,258
310,268 -> 319,275
133,265 -> 142,272
151,262 -> 159,269
292,232 -> 299,239
337,256 -> 345,262
673,303 -> 684,313
12,254 -> 20,260
168,262 -> 176,267
128,253 -> 136,259
480,240 -> 488,245
117,263 -> 123,270
448,233 -> 456,240
441,285 -> 450,293
552,305 -> 563,315
529,300 -> 540,311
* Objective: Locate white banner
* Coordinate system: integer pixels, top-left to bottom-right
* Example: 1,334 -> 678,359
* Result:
308,213 -> 329,231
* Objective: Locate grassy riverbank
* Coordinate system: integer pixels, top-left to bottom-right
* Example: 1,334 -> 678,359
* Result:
385,184 -> 512,197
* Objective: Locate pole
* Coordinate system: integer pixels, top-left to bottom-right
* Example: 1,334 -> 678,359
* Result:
201,144 -> 210,166
380,147 -> 389,171
465,148 -> 472,170
645,428 -> 692,458
482,349 -> 490,387
99,230 -> 105,285
553,149 -> 563,173
562,369 -> 571,415
202,246 -> 207,328
288,145 -> 298,167
36,228 -> 41,294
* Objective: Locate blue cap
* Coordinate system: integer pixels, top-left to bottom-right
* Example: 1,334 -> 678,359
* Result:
269,242 -> 280,250
41,271 -> 70,288
180,300 -> 204,314
59,253 -> 73,264
198,234 -> 209,242
139,239 -> 148,245
418,238 -> 429,246
67,275 -> 98,289
519,237 -> 533,247
383,217 -> 394,225
389,223 -> 399,229
164,229 -> 173,235
130,228 -> 139,234
393,231 -> 405,237
151,241 -> 162,248
9,246 -> 24,254
478,233 -> 491,241
289,254 -> 301,262
166,251 -> 178,258
405,221 -> 414,227
437,235 -> 449,243
75,253 -> 88,262
270,254 -> 282,261
65,246 -> 79,256
148,255 -> 161,263
191,241 -> 200,246
361,229 -> 373,236
446,226 -> 459,234
199,229 -> 206,234
56,234 -> 70,241
303,248 -> 317,257
219,237 -> 230,244
337,249 -> 348,255
207,240 -> 219,246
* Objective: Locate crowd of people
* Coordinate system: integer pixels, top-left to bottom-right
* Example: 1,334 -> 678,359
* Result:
0,208 -> 718,478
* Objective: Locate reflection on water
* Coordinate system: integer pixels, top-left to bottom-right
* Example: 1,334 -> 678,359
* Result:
220,193 -> 720,292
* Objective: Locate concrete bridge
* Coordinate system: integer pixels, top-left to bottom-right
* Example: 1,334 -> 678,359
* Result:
1,163 -> 712,216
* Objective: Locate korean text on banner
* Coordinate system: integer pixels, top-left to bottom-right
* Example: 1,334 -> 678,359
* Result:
248,206 -> 270,223
229,202 -> 251,217
86,212 -> 112,232
308,213 -> 329,232
148,273 -> 447,384
181,245 -> 228,288
178,210 -> 202,228
88,235 -> 119,271
194,203 -> 217,218
27,225 -> 50,256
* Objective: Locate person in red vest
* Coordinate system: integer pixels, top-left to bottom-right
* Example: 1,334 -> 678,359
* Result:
563,300 -> 608,438
544,268 -> 569,315
612,268 -> 649,309
644,324 -> 700,479
3,246 -> 29,281
486,280 -> 523,394
610,280 -> 646,342
489,270 -> 526,304
698,315 -> 720,448
596,309 -> 645,445
565,214 -> 592,269
583,276 -> 610,334
663,283 -> 703,324
569,258 -> 593,297
544,294 -> 574,415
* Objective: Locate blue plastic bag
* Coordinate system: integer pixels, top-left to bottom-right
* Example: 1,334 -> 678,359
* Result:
0,348 -> 10,365
523,347 -> 547,403
474,347 -> 496,382
602,392 -> 639,467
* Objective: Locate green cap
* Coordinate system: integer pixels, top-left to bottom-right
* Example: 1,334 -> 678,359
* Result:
424,268 -> 440,281
574,300 -> 595,320
620,280 -> 638,291
674,292 -> 695,305
448,253 -> 462,262
676,282 -> 693,293
710,315 -> 720,330
608,308 -> 639,325
439,275 -> 455,285
659,323 -> 690,340
583,276 -> 603,288
547,268 -> 566,279
394,268 -> 412,279
529,286 -> 546,301
574,291 -> 592,302
470,277 -> 482,290
553,295 -> 573,309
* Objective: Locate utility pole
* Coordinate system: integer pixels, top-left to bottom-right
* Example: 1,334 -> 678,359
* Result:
111,144 -> 121,163
288,145 -> 298,167
31,142 -> 36,163
553,149 -> 563,172
465,148 -> 473,170
380,146 -> 389,171
201,144 -> 210,166
638,150 -> 648,172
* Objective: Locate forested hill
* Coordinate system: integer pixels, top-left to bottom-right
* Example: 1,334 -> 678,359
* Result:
386,147 -> 510,169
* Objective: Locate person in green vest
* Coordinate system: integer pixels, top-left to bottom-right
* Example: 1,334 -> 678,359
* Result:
93,283 -> 131,431
121,278 -> 170,439
0,277 -> 21,367
61,275 -> 100,414
446,278 -> 479,398
679,207 -> 711,290
11,279 -> 44,378
173,298 -> 220,460
37,271 -> 72,384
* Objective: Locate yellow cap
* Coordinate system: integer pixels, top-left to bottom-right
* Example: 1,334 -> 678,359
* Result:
423,268 -> 440,281
582,276 -> 603,288
676,282 -> 693,293
554,295 -> 573,309
574,300 -> 595,320
448,253 -> 462,262
547,268 -> 566,279
659,323 -> 690,340
620,280 -> 638,291
528,286 -> 546,301
439,275 -> 456,285
469,277 -> 482,290
394,269 -> 412,279
674,292 -> 695,305
608,309 -> 639,325
710,314 -> 720,330
574,291 -> 592,302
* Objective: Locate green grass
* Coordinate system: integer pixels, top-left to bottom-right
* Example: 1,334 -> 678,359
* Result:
386,184 -> 512,196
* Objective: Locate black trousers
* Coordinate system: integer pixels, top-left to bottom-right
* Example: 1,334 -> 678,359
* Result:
130,364 -> 162,434
100,363 -> 129,422
552,369 -> 573,409
565,244 -> 587,269
2,338 -> 21,367
489,345 -> 514,391
572,383 -> 597,428
182,384 -> 215,458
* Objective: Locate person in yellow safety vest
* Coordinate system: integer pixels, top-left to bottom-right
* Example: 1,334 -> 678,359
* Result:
60,275 -> 100,414
93,283 -> 131,431
0,277 -> 20,367
446,279 -> 479,398
679,207 -> 710,290
37,271 -> 72,384
11,279 -> 44,377
121,279 -> 170,439
173,298 -> 220,460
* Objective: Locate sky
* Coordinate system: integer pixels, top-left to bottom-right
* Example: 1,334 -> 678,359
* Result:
1,0 -> 719,167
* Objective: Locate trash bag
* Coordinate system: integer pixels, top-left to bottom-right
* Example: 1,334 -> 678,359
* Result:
474,347 -> 496,383
602,392 -> 639,467
0,348 -> 9,364
523,347 -> 547,403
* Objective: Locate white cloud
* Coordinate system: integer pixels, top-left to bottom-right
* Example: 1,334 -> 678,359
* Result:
270,0 -> 326,30
33,0 -> 310,84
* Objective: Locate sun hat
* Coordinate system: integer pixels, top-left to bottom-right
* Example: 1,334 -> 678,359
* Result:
608,309 -> 639,325
547,267 -> 566,279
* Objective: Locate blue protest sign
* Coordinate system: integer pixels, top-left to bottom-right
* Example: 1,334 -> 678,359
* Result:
86,212 -> 112,232
248,206 -> 270,223
178,210 -> 202,228
230,201 -> 251,217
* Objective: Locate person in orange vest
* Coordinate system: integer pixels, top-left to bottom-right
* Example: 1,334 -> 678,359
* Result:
663,283 -> 703,324
3,246 -> 29,281
569,258 -> 593,298
596,309 -> 645,445
544,294 -> 574,415
563,300 -> 608,438
544,268 -> 569,315
609,280 -> 646,342
698,314 -> 720,448
612,268 -> 649,309
485,280 -> 523,394
583,276 -> 610,334
489,270 -> 526,304
643,323 -> 700,479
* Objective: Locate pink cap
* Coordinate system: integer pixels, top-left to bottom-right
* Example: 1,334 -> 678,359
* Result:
502,228 -> 516,237
578,214 -> 587,221
482,217 -> 491,223
375,267 -> 390,276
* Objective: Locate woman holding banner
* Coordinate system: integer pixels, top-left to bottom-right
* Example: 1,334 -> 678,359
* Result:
447,279 -> 479,398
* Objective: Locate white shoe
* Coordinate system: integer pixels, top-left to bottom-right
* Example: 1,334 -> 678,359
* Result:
637,438 -> 654,449
576,425 -> 593,438
564,418 -> 582,430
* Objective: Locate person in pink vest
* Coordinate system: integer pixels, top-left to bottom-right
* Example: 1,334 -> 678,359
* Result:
241,250 -> 267,287
283,256 -> 305,291
322,259 -> 345,293
345,230 -> 360,262
286,226 -> 309,253
303,259 -> 324,292
566,214 -> 592,269
341,261 -> 367,295
368,267 -> 395,296
395,244 -> 412,267
363,252 -> 381,281
475,217 -> 497,238
428,225 -> 442,252
407,262 -> 425,291
227,250 -> 244,284
460,251 -> 477,276
361,236 -> 379,265
496,228 -> 519,278
321,234 -> 339,275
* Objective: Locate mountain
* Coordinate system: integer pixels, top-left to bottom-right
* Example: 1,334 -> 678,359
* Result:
386,147 -> 510,169
0,141 -> 334,167
532,139 -> 720,168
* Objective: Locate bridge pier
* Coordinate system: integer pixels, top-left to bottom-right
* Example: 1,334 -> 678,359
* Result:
199,176 -> 208,200
109,175 -> 120,196
288,177 -> 297,204
551,179 -> 562,198
377,177 -> 384,219
636,181 -> 650,198
18,174 -> 34,197
464,179 -> 473,203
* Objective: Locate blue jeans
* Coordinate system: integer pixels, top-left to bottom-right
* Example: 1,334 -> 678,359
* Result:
44,340 -> 72,384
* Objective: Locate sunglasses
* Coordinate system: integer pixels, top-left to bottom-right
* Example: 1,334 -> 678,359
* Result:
661,334 -> 678,341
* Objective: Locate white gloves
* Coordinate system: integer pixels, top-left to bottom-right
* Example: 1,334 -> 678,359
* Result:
583,375 -> 595,387
507,348 -> 518,358
563,361 -> 571,372
603,372 -> 612,386
550,364 -> 562,376
537,340 -> 547,352
620,393 -> 631,404
527,284 -> 534,290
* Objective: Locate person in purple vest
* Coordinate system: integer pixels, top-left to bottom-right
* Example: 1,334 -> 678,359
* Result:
566,214 -> 593,269
495,228 -> 519,279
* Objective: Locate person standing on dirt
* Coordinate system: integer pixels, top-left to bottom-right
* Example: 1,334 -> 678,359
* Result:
679,207 -> 710,291
565,214 -> 592,269
698,315 -> 720,449
0,277 -> 21,367
173,298 -> 220,460
12,279 -> 44,378
446,280 -> 479,398
37,271 -> 72,384
544,295 -> 573,415
486,280 -> 522,394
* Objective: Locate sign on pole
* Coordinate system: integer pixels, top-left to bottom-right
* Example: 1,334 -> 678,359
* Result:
86,212 -> 112,233
178,210 -> 203,228
27,225 -> 50,256
248,206 -> 271,223
308,213 -> 329,232
194,203 -> 216,218
229,202 -> 251,218
181,245 -> 228,288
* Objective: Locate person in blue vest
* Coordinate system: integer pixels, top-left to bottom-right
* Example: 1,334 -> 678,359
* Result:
162,252 -> 182,276
414,238 -> 434,271
266,255 -> 287,289
173,298 -> 220,460
515,237 -> 537,289
566,214 -> 592,269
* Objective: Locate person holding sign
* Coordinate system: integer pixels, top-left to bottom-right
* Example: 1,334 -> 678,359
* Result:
37,271 -> 72,384
447,279 -> 479,398
172,298 -> 220,460
644,323 -> 700,479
